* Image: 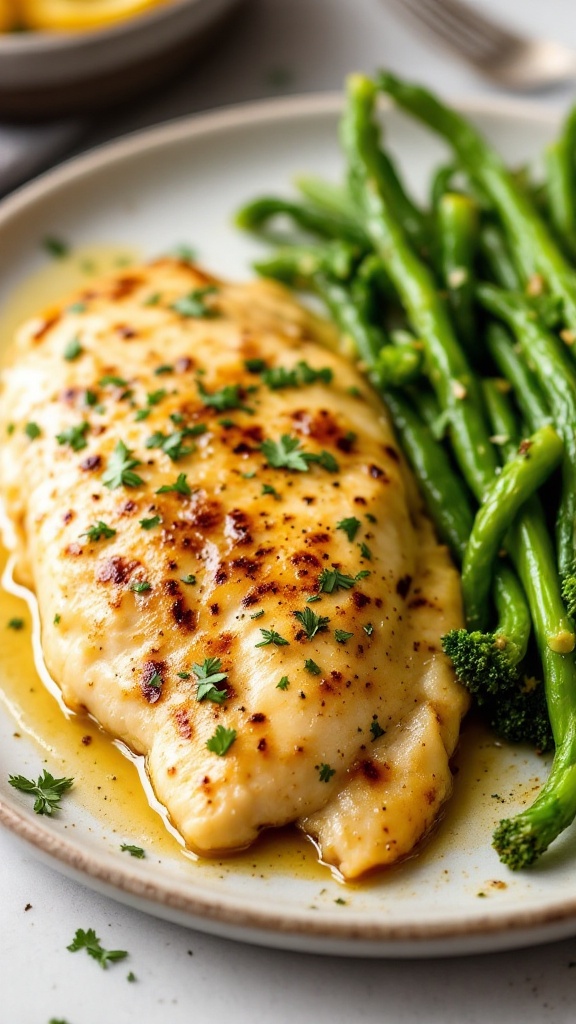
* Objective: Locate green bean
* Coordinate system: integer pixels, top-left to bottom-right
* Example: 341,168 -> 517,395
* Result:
378,72 -> 576,332
341,73 -> 496,500
437,192 -> 479,351
485,323 -> 550,432
462,424 -> 563,630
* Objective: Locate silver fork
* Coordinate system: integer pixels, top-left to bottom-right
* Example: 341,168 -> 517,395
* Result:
387,0 -> 576,90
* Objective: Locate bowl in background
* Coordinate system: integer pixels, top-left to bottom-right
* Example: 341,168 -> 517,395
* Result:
0,0 -> 245,119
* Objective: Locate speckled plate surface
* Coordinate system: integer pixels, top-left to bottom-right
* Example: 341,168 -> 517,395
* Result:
1,94 -> 576,957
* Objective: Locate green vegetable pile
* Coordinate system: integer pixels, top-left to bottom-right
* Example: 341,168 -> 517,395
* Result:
235,71 -> 576,872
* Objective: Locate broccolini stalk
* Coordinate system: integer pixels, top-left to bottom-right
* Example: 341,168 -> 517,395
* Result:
461,423 -> 563,631
478,283 -> 576,613
377,72 -> 576,331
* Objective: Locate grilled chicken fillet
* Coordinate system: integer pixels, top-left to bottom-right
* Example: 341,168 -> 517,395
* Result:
0,258 -> 468,878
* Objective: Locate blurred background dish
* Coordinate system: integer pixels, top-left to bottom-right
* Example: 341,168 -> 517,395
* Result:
0,0 -> 245,119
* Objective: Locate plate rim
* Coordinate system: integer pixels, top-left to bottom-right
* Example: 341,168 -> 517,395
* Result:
0,89 -> 572,952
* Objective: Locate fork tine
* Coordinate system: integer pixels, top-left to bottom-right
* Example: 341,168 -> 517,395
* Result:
389,0 -> 520,62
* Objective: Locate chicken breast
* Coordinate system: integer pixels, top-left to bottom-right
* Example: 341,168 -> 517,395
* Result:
0,257 -> 468,878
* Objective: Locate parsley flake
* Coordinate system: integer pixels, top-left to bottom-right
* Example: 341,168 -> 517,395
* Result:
296,360 -> 333,385
304,658 -> 321,675
370,718 -> 385,741
147,389 -> 167,406
145,429 -> 194,461
9,770 -> 73,815
180,574 -> 196,585
81,521 -> 116,542
56,421 -> 89,451
277,675 -> 290,690
193,658 -> 228,704
120,844 -> 145,858
317,763 -> 335,782
197,381 -> 252,413
255,628 -> 289,648
334,629 -> 354,644
358,541 -> 372,561
260,434 -> 338,473
155,472 -> 192,496
206,725 -> 237,756
140,515 -> 162,530
102,441 -> 144,489
130,581 -> 151,593
293,607 -> 330,639
262,483 -> 281,499
337,516 -> 362,542
262,366 -> 298,390
68,301 -> 87,313
318,568 -> 359,593
171,286 -> 219,318
250,609 -> 264,619
63,336 -> 83,361
7,617 -> 24,630
54,613 -> 61,625
244,358 -> 267,374
363,623 -> 374,636
99,375 -> 127,388
67,928 -> 128,970
43,236 -> 69,259
24,422 -> 41,440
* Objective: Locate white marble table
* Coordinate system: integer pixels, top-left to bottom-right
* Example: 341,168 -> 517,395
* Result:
3,2 -> 576,1021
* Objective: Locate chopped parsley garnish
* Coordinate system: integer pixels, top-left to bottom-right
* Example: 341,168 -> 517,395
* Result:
277,675 -> 290,690
262,483 -> 280,499
167,243 -> 197,262
304,658 -> 321,675
317,568 -> 367,593
197,381 -> 252,413
260,434 -> 338,473
337,516 -> 362,542
358,542 -> 372,561
317,763 -> 335,782
155,472 -> 192,496
6,423 -> 14,435
145,429 -> 194,461
54,613 -> 61,625
363,623 -> 374,636
135,409 -> 150,421
7,617 -> 24,630
145,670 -> 162,691
194,664 -> 228,704
177,671 -> 191,679
180,574 -> 196,585
154,364 -> 174,375
255,628 -> 290,648
293,606 -> 330,639
130,581 -> 151,593
67,928 -> 128,969
219,418 -> 235,428
8,770 -> 73,815
306,594 -> 322,603
56,421 -> 89,451
67,301 -> 86,314
171,286 -> 219,318
24,422 -> 41,440
206,725 -> 237,756
244,358 -> 267,374
63,336 -> 83,361
102,441 -> 144,489
261,366 -> 298,390
147,388 -> 167,406
140,515 -> 162,530
99,375 -> 128,388
366,513 -> 377,524
334,629 -> 354,644
370,718 -> 385,741
81,521 -> 116,542
250,609 -> 264,619
84,389 -> 98,407
120,844 -> 145,858
296,361 -> 333,385
43,236 -> 69,258
144,292 -> 162,306
242,471 -> 256,479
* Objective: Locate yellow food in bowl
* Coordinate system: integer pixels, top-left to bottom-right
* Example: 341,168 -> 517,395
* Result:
4,0 -> 171,32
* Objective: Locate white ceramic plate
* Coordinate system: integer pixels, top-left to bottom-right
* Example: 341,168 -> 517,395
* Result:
1,93 -> 575,959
